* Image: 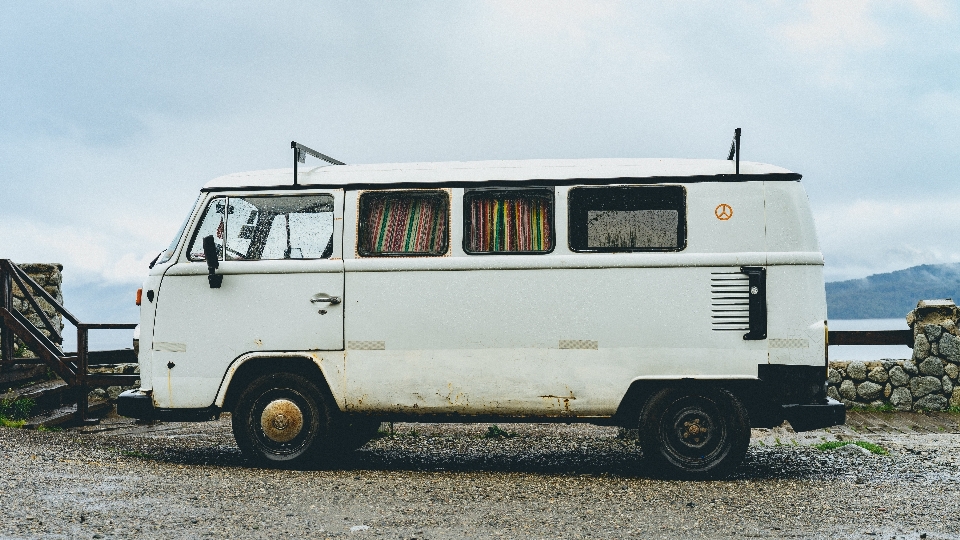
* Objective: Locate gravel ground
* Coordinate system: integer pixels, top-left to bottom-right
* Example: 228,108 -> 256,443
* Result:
1,413 -> 959,539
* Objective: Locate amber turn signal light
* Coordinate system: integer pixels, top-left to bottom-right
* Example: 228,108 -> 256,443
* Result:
136,288 -> 142,306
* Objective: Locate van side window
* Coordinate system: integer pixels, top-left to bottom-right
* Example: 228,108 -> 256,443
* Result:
464,189 -> 554,254
358,191 -> 449,256
568,186 -> 686,252
188,195 -> 335,261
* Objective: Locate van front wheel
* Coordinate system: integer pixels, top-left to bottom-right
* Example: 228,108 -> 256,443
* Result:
638,387 -> 749,479
232,372 -> 331,467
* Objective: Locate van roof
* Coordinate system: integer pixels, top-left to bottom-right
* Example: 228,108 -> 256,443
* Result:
201,158 -> 800,191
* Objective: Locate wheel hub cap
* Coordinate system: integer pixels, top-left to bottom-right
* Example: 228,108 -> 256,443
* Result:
679,416 -> 709,446
260,399 -> 304,443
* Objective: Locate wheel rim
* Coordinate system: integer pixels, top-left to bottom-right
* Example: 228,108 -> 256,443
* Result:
250,388 -> 316,458
659,395 -> 729,469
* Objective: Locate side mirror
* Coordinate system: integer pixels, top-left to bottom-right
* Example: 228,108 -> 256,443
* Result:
202,235 -> 223,289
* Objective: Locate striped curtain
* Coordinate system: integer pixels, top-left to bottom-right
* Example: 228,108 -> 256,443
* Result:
362,194 -> 448,254
468,194 -> 552,252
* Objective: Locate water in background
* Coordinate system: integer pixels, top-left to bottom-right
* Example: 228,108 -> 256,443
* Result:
828,318 -> 911,361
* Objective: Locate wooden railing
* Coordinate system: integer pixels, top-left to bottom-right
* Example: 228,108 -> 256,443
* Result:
0,260 -> 138,423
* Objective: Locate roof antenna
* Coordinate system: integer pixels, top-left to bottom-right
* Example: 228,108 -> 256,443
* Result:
726,128 -> 741,175
291,141 -> 345,186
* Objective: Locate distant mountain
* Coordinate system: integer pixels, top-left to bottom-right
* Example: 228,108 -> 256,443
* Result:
826,263 -> 960,319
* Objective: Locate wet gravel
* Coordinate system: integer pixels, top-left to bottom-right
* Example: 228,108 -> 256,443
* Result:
1,416 -> 959,539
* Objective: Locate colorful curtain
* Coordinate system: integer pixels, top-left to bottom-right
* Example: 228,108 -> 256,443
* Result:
362,194 -> 448,254
468,194 -> 552,252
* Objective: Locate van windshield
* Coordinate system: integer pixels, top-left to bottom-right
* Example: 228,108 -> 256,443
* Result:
156,195 -> 202,266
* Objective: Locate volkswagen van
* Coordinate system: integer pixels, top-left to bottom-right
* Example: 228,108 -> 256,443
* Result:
118,157 -> 844,478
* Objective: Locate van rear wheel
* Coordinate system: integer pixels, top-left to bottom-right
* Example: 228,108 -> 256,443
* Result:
232,372 -> 332,468
638,386 -> 749,479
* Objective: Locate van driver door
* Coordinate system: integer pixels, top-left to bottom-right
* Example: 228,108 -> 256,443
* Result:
152,190 -> 344,409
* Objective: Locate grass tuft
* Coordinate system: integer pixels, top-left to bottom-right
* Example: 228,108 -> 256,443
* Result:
814,440 -> 888,455
0,397 -> 35,428
483,425 -> 517,439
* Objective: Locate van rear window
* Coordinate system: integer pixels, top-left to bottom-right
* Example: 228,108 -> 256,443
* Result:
568,186 -> 686,252
358,191 -> 449,256
464,189 -> 554,254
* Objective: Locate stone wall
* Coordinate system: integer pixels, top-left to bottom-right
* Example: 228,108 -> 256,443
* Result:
0,263 -> 64,370
827,299 -> 960,412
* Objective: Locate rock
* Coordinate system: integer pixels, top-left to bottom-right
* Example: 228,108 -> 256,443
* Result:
919,357 -> 945,377
951,388 -> 960,409
847,361 -> 867,381
910,376 -> 942,399
903,360 -> 919,375
827,368 -> 843,385
827,386 -> 841,401
867,366 -> 888,383
839,443 -> 872,456
943,376 -> 953,395
890,387 -> 913,411
946,363 -> 960,380
106,386 -> 123,400
925,324 -> 943,341
914,334 -> 930,362
857,381 -> 883,400
914,394 -> 948,411
839,380 -> 858,401
884,383 -> 892,398
932,341 -> 940,357
869,400 -> 884,409
941,333 -> 960,363
944,319 -> 958,335
889,366 -> 910,387
88,388 -> 107,401
881,360 -> 897,371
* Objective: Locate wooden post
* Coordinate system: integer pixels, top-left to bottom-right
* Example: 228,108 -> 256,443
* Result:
77,325 -> 89,423
0,262 -> 14,366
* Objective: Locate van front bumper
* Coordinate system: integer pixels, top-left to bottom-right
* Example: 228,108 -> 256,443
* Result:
782,398 -> 846,432
117,390 -> 220,422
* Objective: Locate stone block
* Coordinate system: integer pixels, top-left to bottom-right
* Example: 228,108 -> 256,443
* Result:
951,388 -> 960,409
945,363 -> 959,381
884,383 -> 892,398
890,387 -> 913,411
925,324 -> 943,341
839,380 -> 857,401
857,381 -> 883,400
910,376 -> 942,399
914,394 -> 948,411
919,357 -> 945,377
903,360 -> 919,376
889,365 -> 910,387
941,333 -> 960,363
847,361 -> 867,381
867,366 -> 888,383
944,376 -> 954,395
827,368 -> 843,385
914,334 -> 931,362
827,386 -> 841,401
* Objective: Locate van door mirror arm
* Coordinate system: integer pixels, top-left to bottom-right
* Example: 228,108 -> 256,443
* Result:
203,235 -> 223,289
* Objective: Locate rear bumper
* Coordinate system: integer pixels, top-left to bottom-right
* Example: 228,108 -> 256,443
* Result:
117,390 -> 220,422
782,398 -> 846,432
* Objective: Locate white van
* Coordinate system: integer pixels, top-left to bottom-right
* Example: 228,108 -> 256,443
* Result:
118,157 -> 844,478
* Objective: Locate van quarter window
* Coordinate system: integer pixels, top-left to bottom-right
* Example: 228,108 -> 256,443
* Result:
358,190 -> 449,256
568,186 -> 686,252
463,189 -> 554,254
187,195 -> 335,261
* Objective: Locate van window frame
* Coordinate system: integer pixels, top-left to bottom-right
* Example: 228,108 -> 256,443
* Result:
462,187 -> 556,256
185,193 -> 337,262
567,185 -> 687,253
356,189 -> 451,257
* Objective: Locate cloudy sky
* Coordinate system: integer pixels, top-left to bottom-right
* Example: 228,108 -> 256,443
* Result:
2,1 -> 959,324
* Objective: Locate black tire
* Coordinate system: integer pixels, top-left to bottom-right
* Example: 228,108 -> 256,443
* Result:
232,372 -> 332,468
638,386 -> 750,480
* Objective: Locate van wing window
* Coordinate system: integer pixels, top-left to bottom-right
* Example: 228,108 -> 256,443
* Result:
464,189 -> 553,254
358,191 -> 449,256
568,186 -> 686,252
188,195 -> 335,261
187,197 -> 227,261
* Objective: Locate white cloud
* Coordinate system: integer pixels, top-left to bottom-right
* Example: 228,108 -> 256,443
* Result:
815,198 -> 960,282
780,0 -> 887,51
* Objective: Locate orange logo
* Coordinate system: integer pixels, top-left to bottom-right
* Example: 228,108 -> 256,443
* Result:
715,204 -> 733,221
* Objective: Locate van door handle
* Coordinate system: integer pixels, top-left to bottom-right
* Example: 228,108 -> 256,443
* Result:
310,296 -> 341,305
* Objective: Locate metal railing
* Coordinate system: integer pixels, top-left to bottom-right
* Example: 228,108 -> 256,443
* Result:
0,259 -> 138,423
